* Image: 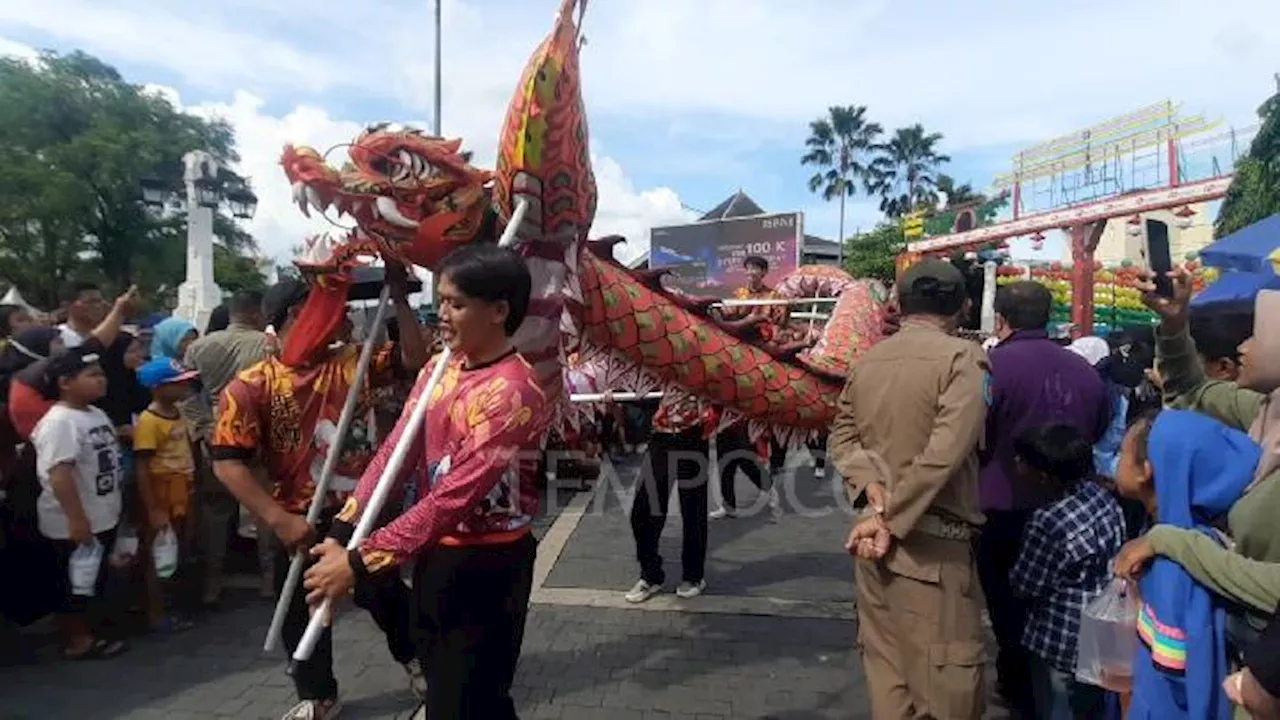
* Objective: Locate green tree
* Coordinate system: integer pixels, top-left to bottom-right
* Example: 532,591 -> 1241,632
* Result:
935,174 -> 983,208
0,50 -> 255,308
214,245 -> 269,293
869,125 -> 951,218
843,223 -> 905,285
1216,78 -> 1280,237
801,106 -> 884,264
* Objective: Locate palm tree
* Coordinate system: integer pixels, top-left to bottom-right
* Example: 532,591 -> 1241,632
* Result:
935,174 -> 982,209
800,106 -> 883,265
869,125 -> 951,218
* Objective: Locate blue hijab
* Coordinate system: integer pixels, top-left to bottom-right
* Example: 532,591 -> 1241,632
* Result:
1131,410 -> 1260,719
150,317 -> 196,361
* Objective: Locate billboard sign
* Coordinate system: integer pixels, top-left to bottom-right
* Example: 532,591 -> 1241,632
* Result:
649,212 -> 802,297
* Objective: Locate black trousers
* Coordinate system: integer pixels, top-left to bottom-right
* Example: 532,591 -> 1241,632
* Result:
274,516 -> 415,701
769,438 -> 786,474
975,508 -> 1035,717
630,429 -> 709,585
413,534 -> 536,720
716,424 -> 770,510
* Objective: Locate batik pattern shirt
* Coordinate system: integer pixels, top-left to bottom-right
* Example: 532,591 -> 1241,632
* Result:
726,285 -> 789,342
1010,480 -> 1128,673
333,351 -> 549,574
211,343 -> 398,513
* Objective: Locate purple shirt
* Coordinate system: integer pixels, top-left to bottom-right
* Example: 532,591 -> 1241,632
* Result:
980,330 -> 1110,511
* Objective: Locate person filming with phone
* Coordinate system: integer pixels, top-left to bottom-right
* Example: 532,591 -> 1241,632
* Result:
1126,265 -> 1280,678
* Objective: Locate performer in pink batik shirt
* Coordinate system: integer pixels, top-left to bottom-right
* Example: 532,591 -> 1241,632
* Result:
304,245 -> 550,720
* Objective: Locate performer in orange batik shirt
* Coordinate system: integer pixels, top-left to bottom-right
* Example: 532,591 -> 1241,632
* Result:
303,245 -> 550,720
719,255 -> 790,340
210,263 -> 429,720
712,255 -> 787,518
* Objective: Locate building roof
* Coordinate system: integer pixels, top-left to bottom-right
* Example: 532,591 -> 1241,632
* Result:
803,235 -> 839,257
700,190 -> 767,221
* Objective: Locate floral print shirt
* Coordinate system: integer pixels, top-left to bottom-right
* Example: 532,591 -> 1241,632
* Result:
211,343 -> 398,513
333,350 -> 550,573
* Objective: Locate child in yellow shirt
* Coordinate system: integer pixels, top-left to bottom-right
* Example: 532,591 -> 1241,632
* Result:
134,357 -> 200,633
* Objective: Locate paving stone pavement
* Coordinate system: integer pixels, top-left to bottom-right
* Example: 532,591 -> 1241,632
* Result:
0,452 -> 1010,719
0,599 -> 869,720
543,453 -> 856,603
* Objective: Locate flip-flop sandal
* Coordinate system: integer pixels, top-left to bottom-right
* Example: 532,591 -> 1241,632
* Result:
88,638 -> 128,659
63,638 -> 127,660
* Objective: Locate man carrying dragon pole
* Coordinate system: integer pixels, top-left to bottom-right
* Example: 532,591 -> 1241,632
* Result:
211,239 -> 429,720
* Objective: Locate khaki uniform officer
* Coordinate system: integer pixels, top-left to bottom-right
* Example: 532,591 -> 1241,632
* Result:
830,258 -> 990,720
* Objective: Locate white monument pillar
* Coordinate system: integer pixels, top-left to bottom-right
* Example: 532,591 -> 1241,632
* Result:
980,259 -> 999,334
173,150 -> 224,332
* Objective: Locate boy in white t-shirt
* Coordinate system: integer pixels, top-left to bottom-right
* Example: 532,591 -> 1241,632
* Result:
31,346 -> 127,660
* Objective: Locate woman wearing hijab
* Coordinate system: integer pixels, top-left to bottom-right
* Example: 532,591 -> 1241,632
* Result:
204,305 -> 230,335
1134,274 -> 1280,657
150,317 -> 198,362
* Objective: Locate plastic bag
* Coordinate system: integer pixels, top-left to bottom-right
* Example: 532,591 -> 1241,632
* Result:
109,523 -> 139,568
1076,577 -> 1139,691
69,539 -> 104,597
152,526 -> 179,579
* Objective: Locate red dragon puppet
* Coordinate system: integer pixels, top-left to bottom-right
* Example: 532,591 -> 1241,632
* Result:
278,0 -> 886,442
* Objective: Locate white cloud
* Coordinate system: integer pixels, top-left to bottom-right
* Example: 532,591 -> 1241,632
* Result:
4,0 -> 1276,155
1,35 -> 695,267
0,36 -> 35,60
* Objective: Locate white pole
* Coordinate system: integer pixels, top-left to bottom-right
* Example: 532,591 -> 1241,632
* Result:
713,297 -> 838,308
293,197 -> 532,662
263,287 -> 392,652
424,0 -> 443,310
980,260 -> 998,334
433,0 -> 442,137
568,391 -> 663,403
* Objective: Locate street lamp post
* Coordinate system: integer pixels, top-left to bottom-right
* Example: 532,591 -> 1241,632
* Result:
141,151 -> 258,332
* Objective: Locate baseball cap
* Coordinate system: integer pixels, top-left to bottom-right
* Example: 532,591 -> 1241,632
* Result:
137,357 -> 200,389
38,346 -> 104,400
898,258 -> 965,294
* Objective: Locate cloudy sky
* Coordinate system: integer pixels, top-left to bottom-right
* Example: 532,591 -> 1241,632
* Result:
2,0 -> 1278,265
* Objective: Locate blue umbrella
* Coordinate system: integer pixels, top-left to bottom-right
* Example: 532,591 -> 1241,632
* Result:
1191,270 -> 1280,311
1198,214 -> 1280,275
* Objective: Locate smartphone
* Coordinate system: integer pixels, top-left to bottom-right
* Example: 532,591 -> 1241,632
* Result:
1144,219 -> 1174,297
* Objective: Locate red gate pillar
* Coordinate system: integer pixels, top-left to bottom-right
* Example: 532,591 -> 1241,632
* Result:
1069,221 -> 1108,338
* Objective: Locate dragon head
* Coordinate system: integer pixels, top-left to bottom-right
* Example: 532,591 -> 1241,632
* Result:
281,124 -> 494,270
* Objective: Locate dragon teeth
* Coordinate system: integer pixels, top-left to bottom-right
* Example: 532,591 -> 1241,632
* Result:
305,186 -> 325,213
375,196 -> 419,229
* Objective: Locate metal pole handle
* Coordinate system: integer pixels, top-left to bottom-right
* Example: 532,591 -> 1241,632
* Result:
263,287 -> 392,652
